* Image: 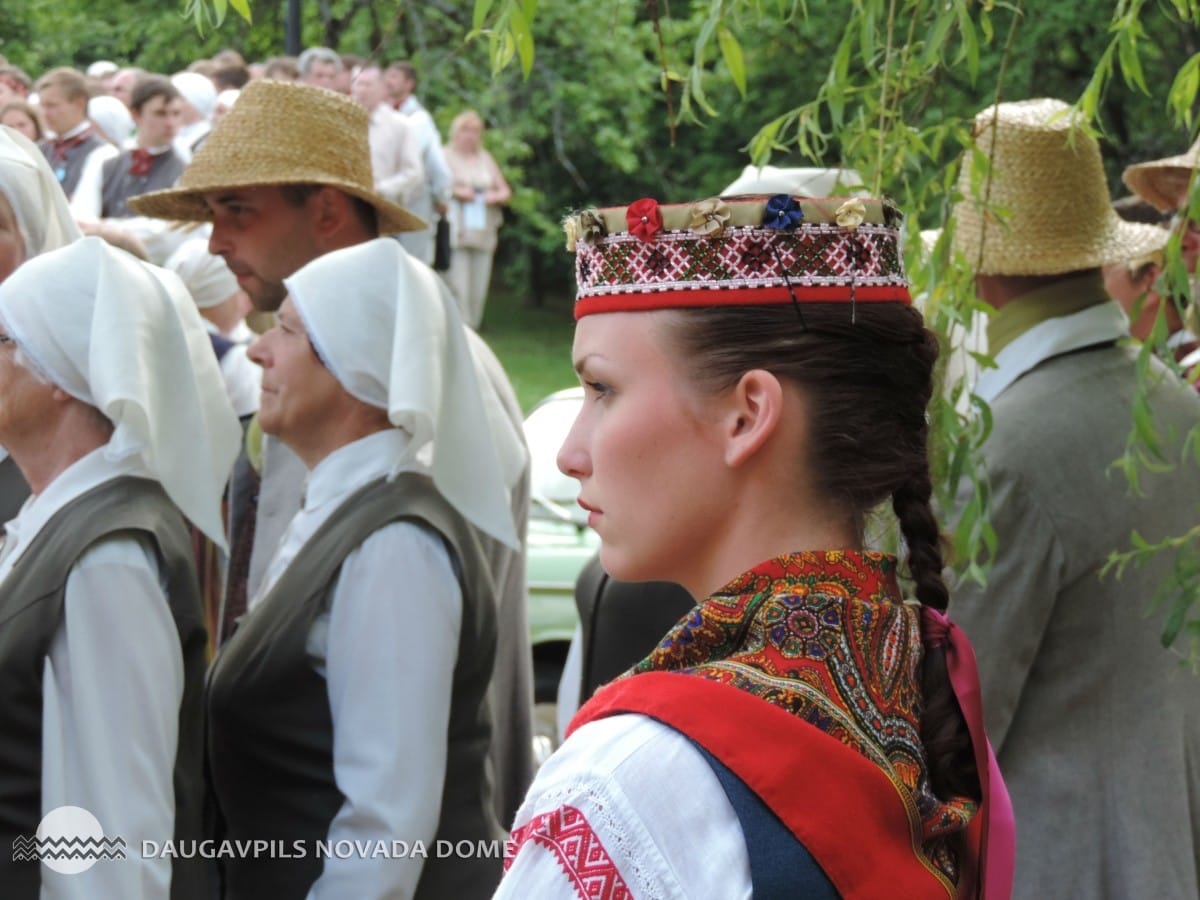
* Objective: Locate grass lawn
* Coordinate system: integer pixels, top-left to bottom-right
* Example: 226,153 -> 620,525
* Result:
479,284 -> 578,414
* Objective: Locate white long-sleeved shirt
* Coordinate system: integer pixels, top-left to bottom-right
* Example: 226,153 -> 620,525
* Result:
249,430 -> 462,899
498,714 -> 751,899
366,105 -> 425,209
0,448 -> 181,900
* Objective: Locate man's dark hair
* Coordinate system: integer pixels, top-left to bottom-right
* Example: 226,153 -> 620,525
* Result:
279,184 -> 378,236
386,60 -> 418,87
130,74 -> 181,113
212,64 -> 251,92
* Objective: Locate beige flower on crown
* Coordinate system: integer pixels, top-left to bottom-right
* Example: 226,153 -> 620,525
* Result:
835,198 -> 867,230
578,210 -> 608,244
563,216 -> 580,252
689,197 -> 732,237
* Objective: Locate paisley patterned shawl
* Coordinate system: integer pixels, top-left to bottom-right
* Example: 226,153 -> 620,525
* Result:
628,550 -> 978,890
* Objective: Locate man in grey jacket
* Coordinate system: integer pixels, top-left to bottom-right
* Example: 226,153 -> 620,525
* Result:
950,98 -> 1200,898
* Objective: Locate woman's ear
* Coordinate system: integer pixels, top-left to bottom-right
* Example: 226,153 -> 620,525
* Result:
723,368 -> 783,468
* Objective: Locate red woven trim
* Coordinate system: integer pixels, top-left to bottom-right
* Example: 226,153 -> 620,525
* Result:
570,672 -> 954,900
575,284 -> 912,318
505,805 -> 633,900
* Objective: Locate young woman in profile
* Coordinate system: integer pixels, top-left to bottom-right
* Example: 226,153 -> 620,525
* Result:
497,195 -> 1014,899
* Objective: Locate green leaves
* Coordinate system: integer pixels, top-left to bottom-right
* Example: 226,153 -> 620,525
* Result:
1169,52 -> 1200,129
470,0 -> 537,77
182,0 -> 250,34
717,26 -> 747,96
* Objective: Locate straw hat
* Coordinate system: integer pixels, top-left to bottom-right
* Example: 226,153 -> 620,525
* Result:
127,80 -> 424,234
1122,135 -> 1200,212
951,98 -> 1166,276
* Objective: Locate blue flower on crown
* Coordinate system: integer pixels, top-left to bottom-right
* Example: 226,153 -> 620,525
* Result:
763,194 -> 803,231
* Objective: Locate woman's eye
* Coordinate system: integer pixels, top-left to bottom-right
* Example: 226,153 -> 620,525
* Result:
584,380 -> 610,400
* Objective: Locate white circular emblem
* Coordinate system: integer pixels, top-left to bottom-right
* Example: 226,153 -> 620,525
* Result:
35,805 -> 112,874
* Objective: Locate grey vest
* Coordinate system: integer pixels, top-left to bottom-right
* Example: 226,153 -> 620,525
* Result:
206,472 -> 503,900
101,148 -> 187,219
0,477 -> 209,900
0,457 -> 30,526
39,131 -> 106,198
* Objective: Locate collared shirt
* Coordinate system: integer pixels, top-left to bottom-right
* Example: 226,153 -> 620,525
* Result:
249,429 -> 462,899
1,447 -> 180,900
975,274 -> 1130,403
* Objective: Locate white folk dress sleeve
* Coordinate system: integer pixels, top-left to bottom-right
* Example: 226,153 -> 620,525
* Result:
498,715 -> 751,900
41,534 -> 183,900
305,521 -> 462,900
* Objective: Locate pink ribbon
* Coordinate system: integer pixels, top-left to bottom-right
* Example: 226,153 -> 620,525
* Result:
921,606 -> 1015,899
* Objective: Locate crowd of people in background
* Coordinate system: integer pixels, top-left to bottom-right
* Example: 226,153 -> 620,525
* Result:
0,46 -> 511,330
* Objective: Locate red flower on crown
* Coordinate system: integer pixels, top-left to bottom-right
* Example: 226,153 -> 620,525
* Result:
626,198 -> 663,242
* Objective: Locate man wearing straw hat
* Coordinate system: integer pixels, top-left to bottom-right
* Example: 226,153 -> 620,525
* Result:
128,79 -> 536,829
1123,135 -> 1200,381
1123,134 -> 1200,217
949,97 -> 1200,898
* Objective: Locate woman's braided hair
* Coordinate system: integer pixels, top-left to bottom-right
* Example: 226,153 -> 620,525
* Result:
660,302 -> 978,800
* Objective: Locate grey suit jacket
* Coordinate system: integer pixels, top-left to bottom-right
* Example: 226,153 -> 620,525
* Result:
952,342 -> 1200,899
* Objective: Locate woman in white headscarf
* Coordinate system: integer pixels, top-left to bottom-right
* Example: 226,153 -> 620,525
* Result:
0,125 -> 83,521
165,237 -> 259,418
206,238 -> 524,900
0,236 -> 240,900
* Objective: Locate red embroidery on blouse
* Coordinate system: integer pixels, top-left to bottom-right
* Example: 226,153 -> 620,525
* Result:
506,805 -> 632,900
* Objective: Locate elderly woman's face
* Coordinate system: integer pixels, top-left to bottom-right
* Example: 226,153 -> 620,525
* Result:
246,296 -> 347,463
0,326 -> 57,449
0,193 -> 25,283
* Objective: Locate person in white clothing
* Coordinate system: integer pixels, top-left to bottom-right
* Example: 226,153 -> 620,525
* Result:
0,125 -> 83,521
0,236 -> 240,900
165,237 -> 259,418
206,237 -> 524,899
384,60 -> 452,264
350,63 -> 425,216
170,71 -> 217,162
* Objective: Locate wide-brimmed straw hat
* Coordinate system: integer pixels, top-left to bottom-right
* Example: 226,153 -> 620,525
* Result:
128,80 -> 425,234
1122,135 -> 1200,212
952,98 -> 1166,276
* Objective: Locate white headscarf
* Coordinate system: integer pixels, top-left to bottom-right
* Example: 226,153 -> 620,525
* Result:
165,238 -> 239,309
0,126 -> 82,261
171,72 -> 217,120
88,95 -> 134,146
285,238 -> 526,549
0,237 -> 241,548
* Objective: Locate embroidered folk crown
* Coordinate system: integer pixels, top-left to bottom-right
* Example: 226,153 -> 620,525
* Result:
563,194 -> 912,318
